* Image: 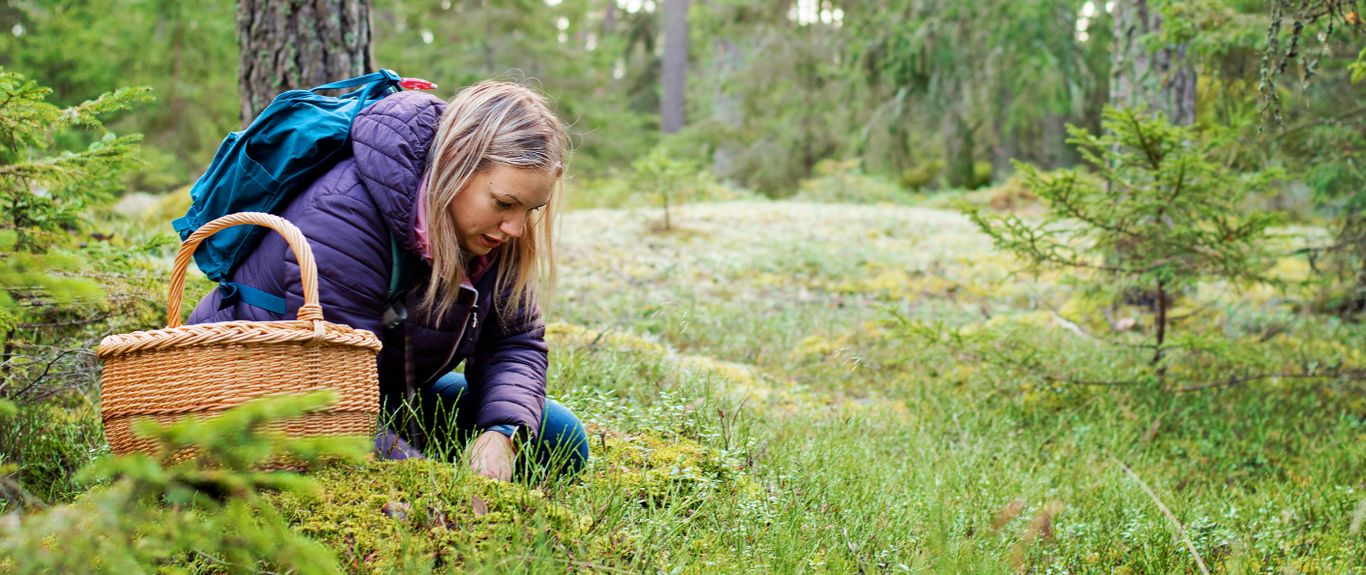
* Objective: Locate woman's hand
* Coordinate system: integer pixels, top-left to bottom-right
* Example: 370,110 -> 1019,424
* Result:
468,430 -> 516,481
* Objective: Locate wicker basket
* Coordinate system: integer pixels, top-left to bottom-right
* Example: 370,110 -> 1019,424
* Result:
97,212 -> 383,459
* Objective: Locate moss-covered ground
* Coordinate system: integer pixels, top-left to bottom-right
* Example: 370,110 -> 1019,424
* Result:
7,199 -> 1365,573
543,201 -> 1362,574
246,200 -> 1364,573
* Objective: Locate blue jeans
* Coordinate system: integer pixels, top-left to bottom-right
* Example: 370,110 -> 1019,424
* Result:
379,372 -> 589,478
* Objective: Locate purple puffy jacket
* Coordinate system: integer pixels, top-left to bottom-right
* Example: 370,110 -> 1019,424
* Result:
188,91 -> 548,434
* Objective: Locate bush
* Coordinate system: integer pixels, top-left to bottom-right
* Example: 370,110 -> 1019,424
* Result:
900,159 -> 942,190
971,160 -> 993,189
793,159 -> 917,205
0,70 -> 151,378
0,71 -> 163,505
0,392 -> 371,574
0,70 -> 149,319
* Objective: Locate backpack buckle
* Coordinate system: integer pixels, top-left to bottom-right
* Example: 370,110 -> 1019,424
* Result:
399,77 -> 437,91
382,300 -> 408,330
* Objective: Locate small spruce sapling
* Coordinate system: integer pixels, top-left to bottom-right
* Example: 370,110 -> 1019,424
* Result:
961,106 -> 1278,384
0,70 -> 151,400
0,391 -> 370,574
632,146 -> 699,231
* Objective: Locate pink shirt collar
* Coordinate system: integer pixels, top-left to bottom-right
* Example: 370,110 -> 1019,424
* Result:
414,175 -> 433,262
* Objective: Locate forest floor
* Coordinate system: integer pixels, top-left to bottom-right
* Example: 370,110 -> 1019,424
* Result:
7,199 -> 1366,574
275,199 -> 1358,573
522,200 -> 1363,574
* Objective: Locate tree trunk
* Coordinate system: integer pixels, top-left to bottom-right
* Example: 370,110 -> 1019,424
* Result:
661,0 -> 689,134
942,104 -> 975,189
237,0 -> 375,124
710,38 -> 744,181
1109,0 -> 1196,125
602,1 -> 616,35
1110,1 -> 1193,314
990,83 -> 1017,182
1041,113 -> 1077,169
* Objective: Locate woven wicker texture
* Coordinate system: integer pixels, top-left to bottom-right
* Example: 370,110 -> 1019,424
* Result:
97,212 -> 383,458
103,412 -> 378,466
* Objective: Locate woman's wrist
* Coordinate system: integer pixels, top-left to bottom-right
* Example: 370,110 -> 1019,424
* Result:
482,425 -> 520,456
485,423 -> 519,438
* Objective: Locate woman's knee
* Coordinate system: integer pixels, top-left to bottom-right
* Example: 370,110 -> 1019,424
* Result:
429,371 -> 468,400
534,399 -> 590,476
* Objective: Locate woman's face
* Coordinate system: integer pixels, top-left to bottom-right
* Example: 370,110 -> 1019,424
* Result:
449,164 -> 557,256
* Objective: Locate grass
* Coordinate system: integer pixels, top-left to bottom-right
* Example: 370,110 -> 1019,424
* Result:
3,199 -> 1364,573
544,200 -> 1365,573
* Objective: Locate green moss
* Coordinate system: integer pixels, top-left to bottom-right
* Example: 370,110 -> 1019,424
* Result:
262,459 -> 631,573
586,429 -> 754,510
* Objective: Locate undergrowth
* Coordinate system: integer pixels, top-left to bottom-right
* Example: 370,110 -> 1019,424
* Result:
3,201 -> 1364,573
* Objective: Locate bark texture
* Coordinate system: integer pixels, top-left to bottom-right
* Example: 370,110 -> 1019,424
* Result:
1110,0 -> 1196,125
661,0 -> 689,133
237,0 -> 375,124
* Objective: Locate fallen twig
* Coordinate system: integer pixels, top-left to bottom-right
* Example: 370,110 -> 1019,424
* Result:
1350,497 -> 1366,536
1048,311 -> 1097,341
1113,456 -> 1211,575
4,348 -> 79,399
587,324 -> 616,351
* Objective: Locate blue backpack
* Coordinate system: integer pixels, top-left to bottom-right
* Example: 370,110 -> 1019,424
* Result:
173,69 -> 426,318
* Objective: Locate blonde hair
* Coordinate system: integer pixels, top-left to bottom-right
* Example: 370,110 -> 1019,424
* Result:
420,80 -> 569,324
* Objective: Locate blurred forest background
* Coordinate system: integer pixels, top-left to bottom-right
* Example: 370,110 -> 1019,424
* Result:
2,0 -> 1366,573
1,0 -> 1360,198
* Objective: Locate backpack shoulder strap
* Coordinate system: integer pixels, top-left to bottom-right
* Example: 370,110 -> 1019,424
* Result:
219,231 -> 416,323
216,281 -> 287,315
382,231 -> 419,329
380,230 -> 425,449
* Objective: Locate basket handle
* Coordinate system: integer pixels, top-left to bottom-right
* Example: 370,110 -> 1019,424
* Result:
167,212 -> 325,329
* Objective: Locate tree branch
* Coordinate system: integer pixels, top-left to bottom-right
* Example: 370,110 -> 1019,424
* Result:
2,348 -> 79,400
1175,368 -> 1366,392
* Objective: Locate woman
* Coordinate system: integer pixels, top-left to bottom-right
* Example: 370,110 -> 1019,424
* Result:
189,81 -> 588,481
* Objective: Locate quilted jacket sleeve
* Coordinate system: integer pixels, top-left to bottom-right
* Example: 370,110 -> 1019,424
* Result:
463,293 -> 549,437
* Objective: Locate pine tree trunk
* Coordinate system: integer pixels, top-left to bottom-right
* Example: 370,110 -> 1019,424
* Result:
661,0 -> 689,134
1110,0 -> 1196,125
602,1 -> 616,35
237,0 -> 375,124
942,104 -> 974,189
710,38 -> 744,181
1041,113 -> 1077,169
990,83 -> 1016,182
